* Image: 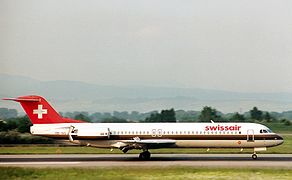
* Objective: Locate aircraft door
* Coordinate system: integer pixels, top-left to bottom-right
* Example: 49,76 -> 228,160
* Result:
151,129 -> 163,137
247,129 -> 254,142
151,129 -> 156,137
157,129 -> 162,137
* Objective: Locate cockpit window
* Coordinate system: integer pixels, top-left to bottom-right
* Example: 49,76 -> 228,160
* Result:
260,129 -> 272,133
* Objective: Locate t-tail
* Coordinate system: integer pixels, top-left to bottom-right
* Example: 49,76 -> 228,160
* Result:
3,95 -> 85,124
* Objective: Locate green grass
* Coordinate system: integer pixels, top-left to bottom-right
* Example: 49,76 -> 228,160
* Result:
0,134 -> 291,154
0,167 -> 291,180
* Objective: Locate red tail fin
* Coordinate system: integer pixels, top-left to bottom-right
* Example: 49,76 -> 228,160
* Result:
3,95 -> 84,124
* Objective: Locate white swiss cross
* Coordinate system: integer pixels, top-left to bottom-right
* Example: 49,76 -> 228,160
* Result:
33,105 -> 48,119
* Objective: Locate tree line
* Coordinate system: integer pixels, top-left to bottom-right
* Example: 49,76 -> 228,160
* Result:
64,106 -> 291,124
1,106 -> 291,127
0,116 -> 52,144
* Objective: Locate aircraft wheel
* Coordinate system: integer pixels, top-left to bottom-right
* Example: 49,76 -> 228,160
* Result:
139,151 -> 151,160
252,154 -> 257,160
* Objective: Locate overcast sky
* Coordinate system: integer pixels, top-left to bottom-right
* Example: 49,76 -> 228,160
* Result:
1,0 -> 292,93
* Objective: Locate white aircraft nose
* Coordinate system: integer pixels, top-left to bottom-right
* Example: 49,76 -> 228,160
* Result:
275,135 -> 284,145
276,139 -> 284,145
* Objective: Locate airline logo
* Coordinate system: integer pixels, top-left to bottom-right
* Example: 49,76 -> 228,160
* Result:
205,125 -> 241,131
33,105 -> 48,119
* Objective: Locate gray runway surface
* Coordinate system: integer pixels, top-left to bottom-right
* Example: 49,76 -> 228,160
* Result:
1,154 -> 292,168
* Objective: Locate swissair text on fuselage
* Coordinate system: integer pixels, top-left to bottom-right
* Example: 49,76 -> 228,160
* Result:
205,125 -> 241,131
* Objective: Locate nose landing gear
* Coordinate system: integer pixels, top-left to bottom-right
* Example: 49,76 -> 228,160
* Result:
252,153 -> 257,160
251,147 -> 267,160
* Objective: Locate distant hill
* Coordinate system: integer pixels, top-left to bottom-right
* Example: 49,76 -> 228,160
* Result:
1,73 -> 292,113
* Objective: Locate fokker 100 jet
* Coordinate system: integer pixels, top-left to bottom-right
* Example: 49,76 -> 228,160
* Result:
3,95 -> 283,160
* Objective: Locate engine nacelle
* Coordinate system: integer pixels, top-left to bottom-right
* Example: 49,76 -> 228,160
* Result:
30,125 -> 110,139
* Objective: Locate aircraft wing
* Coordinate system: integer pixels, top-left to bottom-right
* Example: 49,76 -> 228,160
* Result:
111,138 -> 176,149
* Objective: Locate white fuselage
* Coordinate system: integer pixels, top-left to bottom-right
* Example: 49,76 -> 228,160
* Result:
30,122 -> 283,149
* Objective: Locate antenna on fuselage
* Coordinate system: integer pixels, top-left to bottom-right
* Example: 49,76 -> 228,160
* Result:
210,120 -> 214,123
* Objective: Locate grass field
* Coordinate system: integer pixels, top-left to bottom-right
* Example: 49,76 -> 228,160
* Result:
0,134 -> 291,154
0,167 -> 292,180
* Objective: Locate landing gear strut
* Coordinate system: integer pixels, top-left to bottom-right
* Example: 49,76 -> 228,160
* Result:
139,151 -> 151,160
252,153 -> 257,160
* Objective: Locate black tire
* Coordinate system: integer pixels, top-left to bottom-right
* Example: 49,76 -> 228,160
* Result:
252,154 -> 257,160
144,151 -> 151,159
139,153 -> 143,159
139,151 -> 151,160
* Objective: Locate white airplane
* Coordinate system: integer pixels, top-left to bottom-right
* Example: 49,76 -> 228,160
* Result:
3,95 -> 283,160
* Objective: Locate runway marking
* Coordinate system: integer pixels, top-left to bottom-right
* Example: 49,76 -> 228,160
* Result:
0,162 -> 80,165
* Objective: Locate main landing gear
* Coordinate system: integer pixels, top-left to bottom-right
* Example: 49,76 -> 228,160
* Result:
139,150 -> 151,160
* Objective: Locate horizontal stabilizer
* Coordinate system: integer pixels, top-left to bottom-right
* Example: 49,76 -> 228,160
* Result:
3,98 -> 40,102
